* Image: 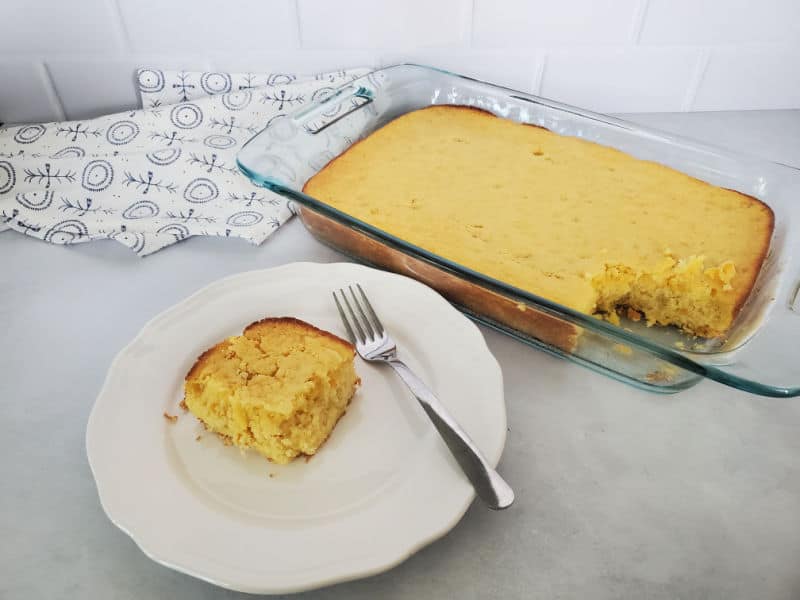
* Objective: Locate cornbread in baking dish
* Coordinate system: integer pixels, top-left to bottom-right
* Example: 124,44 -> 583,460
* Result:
183,318 -> 359,464
303,106 -> 774,340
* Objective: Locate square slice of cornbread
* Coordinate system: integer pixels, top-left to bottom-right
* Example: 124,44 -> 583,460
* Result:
183,318 -> 359,464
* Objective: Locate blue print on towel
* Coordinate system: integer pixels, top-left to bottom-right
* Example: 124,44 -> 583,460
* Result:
226,210 -> 263,227
183,178 -> 219,203
146,147 -> 182,166
81,160 -> 114,192
106,120 -> 140,145
200,72 -> 232,95
0,161 -> 16,194
203,134 -> 237,150
156,222 -> 190,241
16,190 -> 55,211
138,69 -> 165,93
123,200 -> 160,220
170,103 -> 204,129
14,125 -> 46,144
50,146 -> 86,159
43,219 -> 89,244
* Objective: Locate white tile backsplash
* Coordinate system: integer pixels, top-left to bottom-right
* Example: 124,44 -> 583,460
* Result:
473,0 -> 640,46
640,0 -> 800,45
297,0 -> 471,49
1,0 -> 798,121
0,61 -> 63,124
117,0 -> 297,53
693,46 -> 800,111
0,0 -> 122,55
381,50 -> 543,93
207,51 -> 381,75
541,48 -> 700,113
47,58 -> 200,120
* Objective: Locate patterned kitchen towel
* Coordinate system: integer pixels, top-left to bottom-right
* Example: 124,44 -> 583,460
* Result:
0,67 -> 368,255
138,68 -> 362,107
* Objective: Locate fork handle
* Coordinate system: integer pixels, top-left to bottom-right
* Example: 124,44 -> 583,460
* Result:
387,359 -> 514,510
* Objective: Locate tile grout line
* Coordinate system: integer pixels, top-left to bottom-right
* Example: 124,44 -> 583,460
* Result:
629,0 -> 650,44
40,61 -> 67,121
467,0 -> 476,46
293,0 -> 304,49
108,0 -> 133,53
682,48 -> 710,112
533,53 -> 547,95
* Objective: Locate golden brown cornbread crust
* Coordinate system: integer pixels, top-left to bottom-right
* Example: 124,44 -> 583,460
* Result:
725,192 -> 774,318
301,105 -> 774,349
244,317 -> 355,352
186,340 -> 228,382
186,317 -> 355,381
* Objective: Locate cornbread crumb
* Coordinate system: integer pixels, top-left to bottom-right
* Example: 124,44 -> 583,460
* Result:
626,307 -> 643,322
183,318 -> 359,464
646,371 -> 670,383
163,412 -> 178,423
674,341 -> 686,350
179,399 -> 188,411
304,106 -> 774,340
195,435 -> 202,441
646,365 -> 679,383
613,343 -> 633,356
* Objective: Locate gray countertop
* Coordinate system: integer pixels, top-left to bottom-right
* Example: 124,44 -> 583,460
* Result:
2,110 -> 800,600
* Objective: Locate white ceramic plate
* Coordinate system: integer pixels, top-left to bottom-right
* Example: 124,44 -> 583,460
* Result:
86,262 -> 507,594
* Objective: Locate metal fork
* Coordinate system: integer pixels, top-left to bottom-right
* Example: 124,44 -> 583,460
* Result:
333,284 -> 514,510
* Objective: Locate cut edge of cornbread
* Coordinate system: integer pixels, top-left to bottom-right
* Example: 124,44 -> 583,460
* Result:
589,235 -> 773,339
302,105 -> 774,344
183,317 -> 360,464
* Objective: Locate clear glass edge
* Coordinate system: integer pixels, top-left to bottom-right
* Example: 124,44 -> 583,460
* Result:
237,63 -> 800,398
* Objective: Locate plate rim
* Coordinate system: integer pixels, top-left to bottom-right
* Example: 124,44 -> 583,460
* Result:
86,261 -> 507,594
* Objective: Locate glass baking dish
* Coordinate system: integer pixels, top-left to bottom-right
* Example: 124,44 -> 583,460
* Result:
238,64 -> 800,397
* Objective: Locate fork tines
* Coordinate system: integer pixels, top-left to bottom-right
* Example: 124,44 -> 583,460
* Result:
332,284 -> 384,345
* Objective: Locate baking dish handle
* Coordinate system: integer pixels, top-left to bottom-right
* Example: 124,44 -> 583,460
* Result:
292,84 -> 374,135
